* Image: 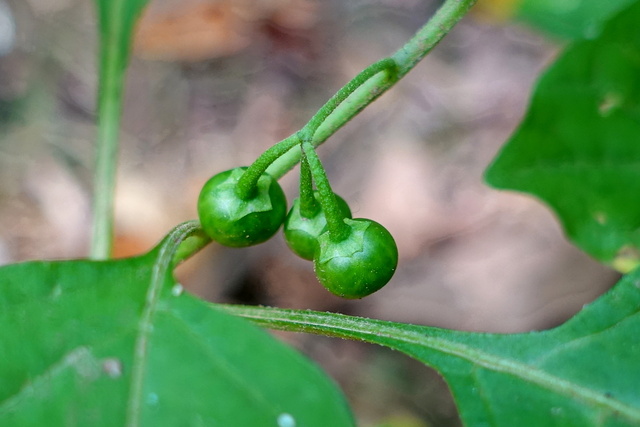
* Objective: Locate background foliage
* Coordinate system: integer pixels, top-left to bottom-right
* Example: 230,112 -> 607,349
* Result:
487,1 -> 640,270
1,0 -> 639,425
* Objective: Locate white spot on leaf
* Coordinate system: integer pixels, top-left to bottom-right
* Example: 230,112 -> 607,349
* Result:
277,413 -> 296,427
171,283 -> 184,296
102,358 -> 123,378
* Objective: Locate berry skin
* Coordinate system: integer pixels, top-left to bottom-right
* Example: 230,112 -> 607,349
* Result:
314,218 -> 398,299
197,167 -> 287,247
284,192 -> 352,260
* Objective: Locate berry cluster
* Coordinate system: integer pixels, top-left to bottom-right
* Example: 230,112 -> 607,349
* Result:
197,59 -> 400,298
197,140 -> 398,299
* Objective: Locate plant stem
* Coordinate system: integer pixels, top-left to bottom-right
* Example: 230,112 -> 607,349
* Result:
300,58 -> 398,141
391,0 -> 477,78
301,141 -> 350,242
173,0 -> 476,261
90,15 -> 127,260
266,0 -> 477,179
235,133 -> 301,200
298,155 -> 320,218
170,222 -> 212,267
91,0 -> 151,259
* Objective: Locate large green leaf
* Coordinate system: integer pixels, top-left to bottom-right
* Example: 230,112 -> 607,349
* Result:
226,266 -> 640,426
485,1 -> 640,270
0,222 -> 354,426
516,0 -> 637,40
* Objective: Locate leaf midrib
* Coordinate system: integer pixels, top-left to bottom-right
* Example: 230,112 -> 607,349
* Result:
226,306 -> 640,424
126,222 -> 199,427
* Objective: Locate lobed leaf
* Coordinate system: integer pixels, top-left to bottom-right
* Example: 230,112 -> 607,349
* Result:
485,1 -> 640,270
0,222 -> 354,426
226,267 -> 640,426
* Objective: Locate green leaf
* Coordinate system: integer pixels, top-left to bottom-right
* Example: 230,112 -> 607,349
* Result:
0,222 -> 354,426
516,0 -> 637,40
485,1 -> 640,270
225,267 -> 640,426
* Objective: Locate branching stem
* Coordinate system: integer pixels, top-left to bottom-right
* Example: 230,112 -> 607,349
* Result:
265,0 -> 478,179
300,58 -> 398,142
189,0 -> 476,254
298,155 -> 320,219
301,141 -> 350,242
235,133 -> 300,200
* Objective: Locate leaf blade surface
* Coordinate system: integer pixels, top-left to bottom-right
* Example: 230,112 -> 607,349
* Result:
0,223 -> 354,427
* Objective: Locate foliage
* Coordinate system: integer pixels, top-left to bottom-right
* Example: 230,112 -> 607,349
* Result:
486,1 -> 640,271
1,0 -> 639,426
515,0 -> 637,39
0,222 -> 353,426
226,266 -> 640,426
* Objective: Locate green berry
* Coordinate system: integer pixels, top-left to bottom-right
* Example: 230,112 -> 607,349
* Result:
197,167 -> 287,247
314,218 -> 398,299
284,192 -> 352,260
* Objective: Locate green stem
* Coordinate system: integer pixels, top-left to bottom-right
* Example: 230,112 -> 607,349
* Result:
90,16 -> 127,260
391,0 -> 477,77
265,0 -> 477,179
170,223 -> 212,267
301,141 -> 350,242
155,0 -> 476,263
298,154 -> 320,218
235,133 -> 301,200
300,58 -> 398,141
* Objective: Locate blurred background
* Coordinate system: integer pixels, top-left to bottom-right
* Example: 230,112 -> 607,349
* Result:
0,0 -> 622,425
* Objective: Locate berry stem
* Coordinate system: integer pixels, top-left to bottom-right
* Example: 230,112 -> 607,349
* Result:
300,58 -> 398,142
301,141 -> 350,242
299,154 -> 320,219
235,133 -> 301,200
265,0 -> 477,179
